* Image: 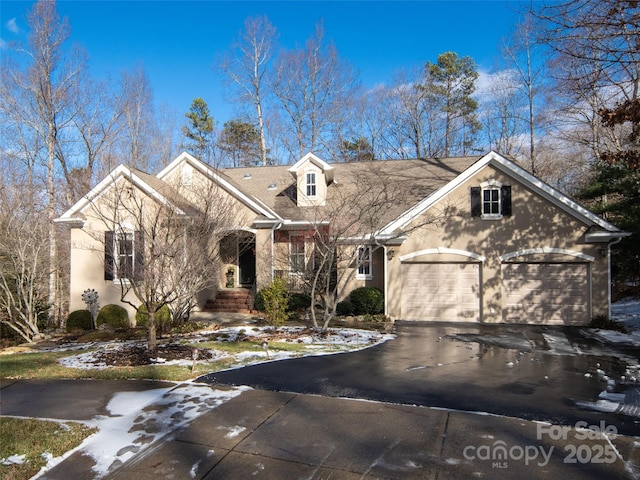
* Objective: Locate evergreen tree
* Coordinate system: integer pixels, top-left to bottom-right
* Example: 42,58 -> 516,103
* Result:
218,119 -> 262,167
182,98 -> 215,160
577,99 -> 640,293
423,52 -> 481,156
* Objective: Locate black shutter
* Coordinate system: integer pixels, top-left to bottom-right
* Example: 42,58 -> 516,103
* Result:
470,187 -> 481,217
104,231 -> 114,280
134,231 -> 144,281
501,186 -> 512,216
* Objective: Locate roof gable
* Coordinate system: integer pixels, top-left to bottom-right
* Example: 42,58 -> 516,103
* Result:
288,152 -> 335,184
378,151 -> 626,237
55,164 -> 185,225
158,152 -> 280,221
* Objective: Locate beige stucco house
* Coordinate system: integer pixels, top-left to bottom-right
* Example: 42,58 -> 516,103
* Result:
56,151 -> 629,325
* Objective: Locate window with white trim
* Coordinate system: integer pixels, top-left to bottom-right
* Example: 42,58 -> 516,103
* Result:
356,246 -> 372,279
306,172 -> 317,197
116,230 -> 135,279
482,186 -> 501,216
290,235 -> 306,273
105,229 -> 143,281
471,181 -> 512,219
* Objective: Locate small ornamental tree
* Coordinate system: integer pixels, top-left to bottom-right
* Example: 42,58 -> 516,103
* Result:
89,167 -> 237,352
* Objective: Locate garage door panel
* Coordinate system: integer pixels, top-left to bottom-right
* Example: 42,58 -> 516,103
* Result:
502,263 -> 589,325
401,263 -> 480,322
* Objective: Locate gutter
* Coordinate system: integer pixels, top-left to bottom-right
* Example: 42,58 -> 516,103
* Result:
607,236 -> 625,320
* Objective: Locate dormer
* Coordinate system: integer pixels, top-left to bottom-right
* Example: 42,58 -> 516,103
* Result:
288,153 -> 334,207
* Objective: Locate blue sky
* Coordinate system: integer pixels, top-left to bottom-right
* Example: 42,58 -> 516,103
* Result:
1,1 -> 523,124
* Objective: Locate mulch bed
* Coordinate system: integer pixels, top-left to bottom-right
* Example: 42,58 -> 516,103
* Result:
91,343 -> 214,367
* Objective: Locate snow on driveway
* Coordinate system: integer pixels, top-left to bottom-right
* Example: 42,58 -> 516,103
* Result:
31,383 -> 251,479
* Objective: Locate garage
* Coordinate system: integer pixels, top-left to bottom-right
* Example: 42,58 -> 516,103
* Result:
502,263 -> 590,325
401,262 -> 481,321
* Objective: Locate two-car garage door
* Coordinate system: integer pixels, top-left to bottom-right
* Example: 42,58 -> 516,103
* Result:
400,261 -> 590,324
401,263 -> 480,321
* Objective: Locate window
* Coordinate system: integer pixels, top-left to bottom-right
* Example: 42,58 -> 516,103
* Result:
356,246 -> 372,279
483,187 -> 501,216
290,235 -> 306,273
105,229 -> 143,281
306,172 -> 317,197
471,182 -> 512,219
117,231 -> 135,279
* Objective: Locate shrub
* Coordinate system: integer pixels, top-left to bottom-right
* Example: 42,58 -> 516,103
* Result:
287,293 -> 312,312
260,277 -> 289,326
96,304 -> 130,329
589,315 -> 628,333
254,289 -> 265,312
135,304 -> 172,333
349,287 -> 384,315
336,300 -> 354,316
66,310 -> 92,331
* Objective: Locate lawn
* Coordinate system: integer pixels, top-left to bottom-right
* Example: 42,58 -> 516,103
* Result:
0,418 -> 97,480
0,322 -> 393,480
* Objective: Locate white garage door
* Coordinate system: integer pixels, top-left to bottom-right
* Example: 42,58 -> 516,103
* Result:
401,263 -> 480,321
502,263 -> 589,325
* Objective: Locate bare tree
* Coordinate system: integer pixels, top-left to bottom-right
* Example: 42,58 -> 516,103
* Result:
116,65 -> 160,171
66,74 -> 126,204
0,173 -> 49,342
271,22 -> 359,159
88,169 -> 237,351
276,164 -> 452,332
219,15 -> 278,166
0,0 -> 86,326
383,68 -> 443,158
480,69 -> 527,156
502,12 -> 550,175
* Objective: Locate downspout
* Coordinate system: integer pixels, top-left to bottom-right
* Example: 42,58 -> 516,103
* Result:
374,236 -> 389,317
270,220 -> 283,282
607,236 -> 623,320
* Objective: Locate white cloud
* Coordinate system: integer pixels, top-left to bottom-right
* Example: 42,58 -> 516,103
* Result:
6,18 -> 19,34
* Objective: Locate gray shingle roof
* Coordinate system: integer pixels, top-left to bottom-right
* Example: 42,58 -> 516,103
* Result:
220,156 -> 480,226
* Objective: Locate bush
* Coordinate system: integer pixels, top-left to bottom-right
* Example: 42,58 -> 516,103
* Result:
349,287 -> 384,315
135,304 -> 172,333
254,289 -> 265,312
589,315 -> 628,333
260,277 -> 289,326
66,310 -> 92,331
336,300 -> 355,316
96,304 -> 130,329
287,293 -> 311,312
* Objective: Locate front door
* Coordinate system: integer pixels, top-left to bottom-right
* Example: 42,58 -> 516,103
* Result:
238,237 -> 256,286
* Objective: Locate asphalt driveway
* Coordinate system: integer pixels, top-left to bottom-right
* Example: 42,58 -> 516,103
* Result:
199,322 -> 640,437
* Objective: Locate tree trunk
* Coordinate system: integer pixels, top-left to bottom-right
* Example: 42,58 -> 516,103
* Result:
148,309 -> 157,352
47,130 -> 59,327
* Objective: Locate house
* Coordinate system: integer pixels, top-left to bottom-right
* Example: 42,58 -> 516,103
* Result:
55,151 -> 629,325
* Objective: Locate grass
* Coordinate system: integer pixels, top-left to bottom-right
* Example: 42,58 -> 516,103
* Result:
0,349 -> 235,381
0,338 -> 328,381
0,323 -> 371,479
0,418 -> 97,480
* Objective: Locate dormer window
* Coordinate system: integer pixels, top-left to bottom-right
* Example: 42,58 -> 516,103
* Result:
288,153 -> 333,207
306,172 -> 317,197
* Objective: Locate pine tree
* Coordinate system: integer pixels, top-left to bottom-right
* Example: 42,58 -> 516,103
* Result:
182,98 -> 215,160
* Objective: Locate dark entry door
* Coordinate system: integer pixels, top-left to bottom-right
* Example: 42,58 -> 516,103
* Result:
238,237 -> 256,286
